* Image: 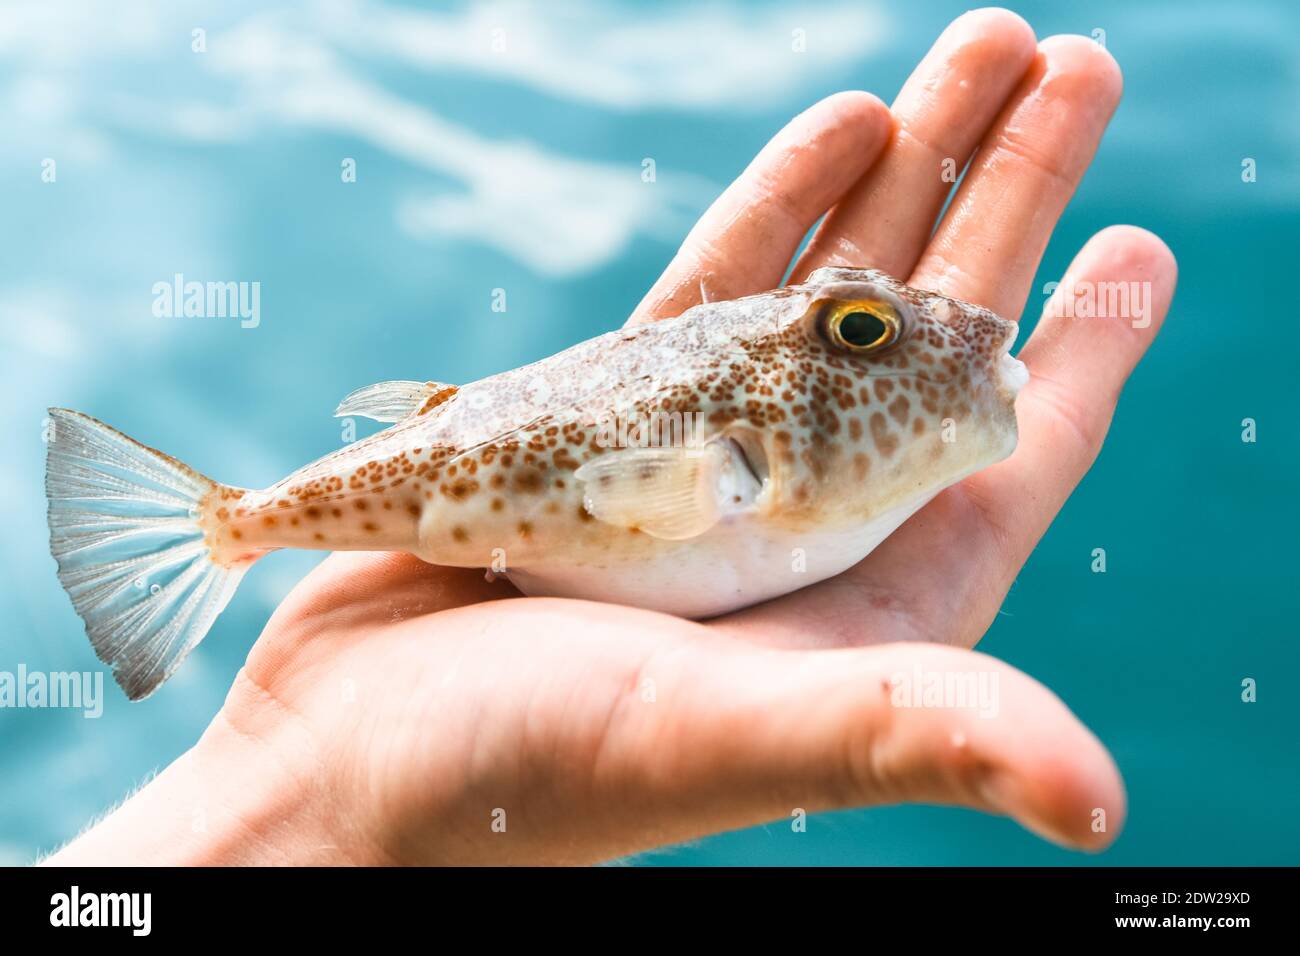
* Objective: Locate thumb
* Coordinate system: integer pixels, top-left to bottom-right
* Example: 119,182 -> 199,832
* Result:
597,635 -> 1125,855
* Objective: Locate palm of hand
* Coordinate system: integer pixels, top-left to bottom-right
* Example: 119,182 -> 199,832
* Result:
226,11 -> 1175,865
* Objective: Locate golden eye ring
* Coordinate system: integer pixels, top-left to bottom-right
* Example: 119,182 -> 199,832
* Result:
823,300 -> 901,353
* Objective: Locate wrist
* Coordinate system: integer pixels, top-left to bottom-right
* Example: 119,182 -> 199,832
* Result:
43,672 -> 381,866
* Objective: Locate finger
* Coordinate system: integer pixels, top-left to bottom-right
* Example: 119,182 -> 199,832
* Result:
593,633 -> 1125,855
271,551 -> 507,631
655,642 -> 1123,853
627,91 -> 893,326
722,226 -> 1176,652
247,551 -> 512,690
793,8 -> 1038,281
910,35 -> 1124,320
949,224 -> 1177,617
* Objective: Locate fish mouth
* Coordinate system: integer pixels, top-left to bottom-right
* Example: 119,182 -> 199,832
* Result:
997,350 -> 1029,399
994,323 -> 1028,399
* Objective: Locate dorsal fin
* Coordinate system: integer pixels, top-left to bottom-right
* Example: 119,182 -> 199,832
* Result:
334,380 -> 458,423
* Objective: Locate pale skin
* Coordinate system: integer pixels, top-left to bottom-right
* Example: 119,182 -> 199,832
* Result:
47,10 -> 1176,866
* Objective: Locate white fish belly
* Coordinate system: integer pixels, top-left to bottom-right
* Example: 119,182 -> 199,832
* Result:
506,491 -> 937,619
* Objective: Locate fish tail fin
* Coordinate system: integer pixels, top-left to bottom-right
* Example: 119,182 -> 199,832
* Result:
44,407 -> 260,700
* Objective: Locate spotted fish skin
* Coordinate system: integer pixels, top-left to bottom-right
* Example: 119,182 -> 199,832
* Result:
207,268 -> 1025,611
45,268 -> 1026,698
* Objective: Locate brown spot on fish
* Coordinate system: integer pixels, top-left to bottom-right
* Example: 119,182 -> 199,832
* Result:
888,395 -> 911,426
416,383 -> 459,416
870,413 -> 899,457
443,480 -> 479,501
853,453 -> 871,480
513,470 -> 544,493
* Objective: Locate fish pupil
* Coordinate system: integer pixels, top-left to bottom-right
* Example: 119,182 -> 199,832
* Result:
839,310 -> 888,348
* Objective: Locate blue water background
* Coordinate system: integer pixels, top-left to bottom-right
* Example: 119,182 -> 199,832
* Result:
1,0 -> 1296,864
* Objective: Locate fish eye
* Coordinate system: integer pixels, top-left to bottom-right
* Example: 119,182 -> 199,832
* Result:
823,300 -> 901,353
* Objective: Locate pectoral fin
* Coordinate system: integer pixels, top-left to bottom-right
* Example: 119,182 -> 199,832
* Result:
334,381 -> 458,423
574,440 -> 761,540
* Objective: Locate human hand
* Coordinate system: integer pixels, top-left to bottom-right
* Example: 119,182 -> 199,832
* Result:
47,10 -> 1174,867
632,9 -> 1176,652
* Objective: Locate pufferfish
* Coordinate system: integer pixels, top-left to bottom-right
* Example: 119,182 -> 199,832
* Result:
45,267 -> 1028,699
